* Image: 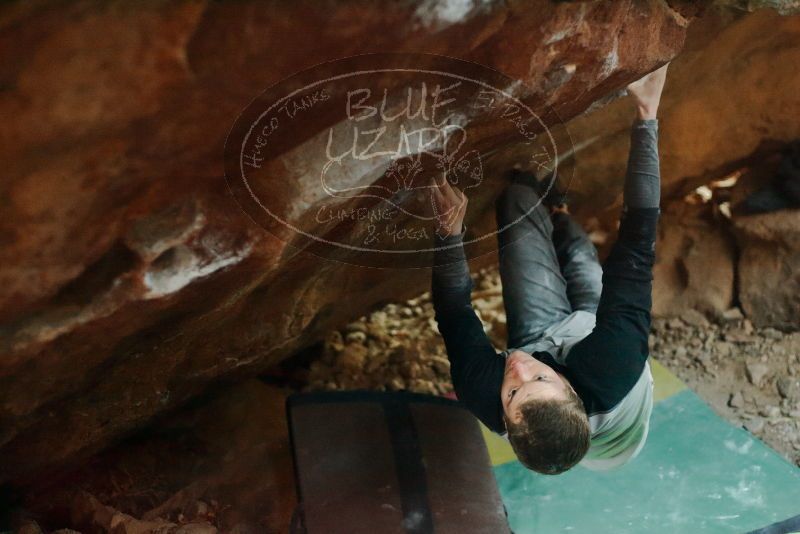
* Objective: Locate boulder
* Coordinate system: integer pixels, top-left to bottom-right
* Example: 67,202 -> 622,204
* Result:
733,209 -> 800,330
652,203 -> 736,318
0,0 -> 701,483
564,6 -> 800,212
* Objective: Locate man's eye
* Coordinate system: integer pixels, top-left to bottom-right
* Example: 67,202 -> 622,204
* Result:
509,388 -> 518,399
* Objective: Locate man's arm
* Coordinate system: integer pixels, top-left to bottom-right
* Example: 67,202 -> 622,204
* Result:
431,222 -> 506,433
565,118 -> 661,409
598,117 -> 660,326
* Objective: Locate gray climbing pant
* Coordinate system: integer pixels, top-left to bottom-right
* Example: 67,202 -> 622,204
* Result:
495,177 -> 603,350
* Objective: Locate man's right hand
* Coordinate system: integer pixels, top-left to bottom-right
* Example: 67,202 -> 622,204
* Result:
431,176 -> 468,239
626,62 -> 669,120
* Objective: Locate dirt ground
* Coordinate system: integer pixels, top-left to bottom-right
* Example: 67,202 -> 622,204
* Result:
651,312 -> 800,466
302,266 -> 800,467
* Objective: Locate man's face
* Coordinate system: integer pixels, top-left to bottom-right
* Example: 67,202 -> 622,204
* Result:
501,350 -> 575,426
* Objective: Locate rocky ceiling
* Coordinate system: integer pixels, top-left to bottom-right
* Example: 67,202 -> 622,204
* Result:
1,0 -> 798,485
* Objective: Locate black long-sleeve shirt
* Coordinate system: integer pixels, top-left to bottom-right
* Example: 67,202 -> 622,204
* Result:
432,119 -> 660,434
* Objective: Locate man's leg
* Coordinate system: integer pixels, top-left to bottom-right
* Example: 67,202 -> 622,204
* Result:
496,177 -> 572,349
550,211 -> 603,313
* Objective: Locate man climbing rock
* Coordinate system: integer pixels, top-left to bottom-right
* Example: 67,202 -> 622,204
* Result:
430,64 -> 669,474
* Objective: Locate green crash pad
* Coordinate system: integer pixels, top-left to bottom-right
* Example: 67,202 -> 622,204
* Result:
485,359 -> 800,533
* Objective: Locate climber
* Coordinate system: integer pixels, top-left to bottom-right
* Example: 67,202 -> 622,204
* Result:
430,63 -> 669,474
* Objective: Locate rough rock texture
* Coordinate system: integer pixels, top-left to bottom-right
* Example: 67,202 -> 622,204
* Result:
733,210 -> 800,330
558,5 -> 800,330
0,0 -> 701,483
651,202 -> 736,318
718,0 -> 800,15
17,381 -> 293,533
564,7 -> 800,213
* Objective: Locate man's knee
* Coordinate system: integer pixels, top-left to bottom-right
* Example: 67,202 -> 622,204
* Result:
495,176 -> 542,222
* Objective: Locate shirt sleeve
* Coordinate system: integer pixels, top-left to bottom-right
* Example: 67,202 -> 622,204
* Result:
565,119 -> 660,411
431,231 -> 507,433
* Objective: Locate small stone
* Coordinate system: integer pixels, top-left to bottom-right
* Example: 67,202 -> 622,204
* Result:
667,318 -> 685,330
427,317 -> 439,334
745,362 -> 770,387
652,318 -> 667,334
417,365 -> 436,381
762,327 -> 783,340
742,319 -> 754,335
344,320 -> 367,334
682,309 -> 710,328
400,361 -> 422,380
190,500 -> 210,518
744,419 -> 765,434
721,307 -> 744,322
430,356 -> 450,375
725,331 -> 757,344
715,341 -> 733,358
674,346 -> 688,359
694,351 -> 713,371
759,405 -> 781,418
337,344 -> 368,371
325,331 -> 345,353
371,310 -> 388,324
388,377 -> 406,391
728,391 -> 745,409
777,377 -> 798,399
345,331 -> 367,344
410,379 -> 438,395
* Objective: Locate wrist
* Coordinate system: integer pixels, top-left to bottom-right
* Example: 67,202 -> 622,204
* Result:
435,223 -> 466,241
636,104 -> 658,121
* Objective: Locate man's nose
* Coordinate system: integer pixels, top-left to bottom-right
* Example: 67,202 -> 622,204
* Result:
513,360 -> 533,381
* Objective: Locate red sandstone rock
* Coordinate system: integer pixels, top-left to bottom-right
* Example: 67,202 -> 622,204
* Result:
0,0 -> 700,482
652,202 -> 736,319
733,210 -> 800,330
564,7 -> 800,211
